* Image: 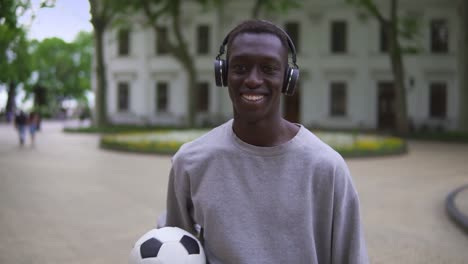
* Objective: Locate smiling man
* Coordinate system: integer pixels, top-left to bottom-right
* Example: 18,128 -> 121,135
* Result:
165,20 -> 368,264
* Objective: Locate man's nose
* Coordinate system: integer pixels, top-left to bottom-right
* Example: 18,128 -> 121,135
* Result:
244,67 -> 263,89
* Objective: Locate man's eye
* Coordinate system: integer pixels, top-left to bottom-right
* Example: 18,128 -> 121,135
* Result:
262,65 -> 278,74
232,65 -> 247,73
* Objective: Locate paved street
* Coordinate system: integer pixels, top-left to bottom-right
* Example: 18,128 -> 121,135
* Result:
0,121 -> 467,263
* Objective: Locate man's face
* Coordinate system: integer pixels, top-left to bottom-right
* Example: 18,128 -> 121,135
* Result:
227,32 -> 288,123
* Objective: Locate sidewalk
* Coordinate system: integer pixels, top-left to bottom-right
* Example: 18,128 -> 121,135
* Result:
0,121 -> 467,263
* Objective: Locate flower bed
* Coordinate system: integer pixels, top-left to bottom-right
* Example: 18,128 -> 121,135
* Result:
100,130 -> 406,157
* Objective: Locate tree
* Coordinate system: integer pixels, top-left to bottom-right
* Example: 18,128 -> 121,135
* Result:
346,0 -> 421,135
252,0 -> 301,18
27,32 -> 93,114
133,0 -> 201,126
0,0 -> 31,120
0,0 -> 55,121
89,0 -> 128,127
4,30 -> 31,116
70,31 -> 93,102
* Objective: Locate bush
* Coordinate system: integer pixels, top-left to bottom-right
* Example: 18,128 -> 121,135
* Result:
100,130 -> 407,157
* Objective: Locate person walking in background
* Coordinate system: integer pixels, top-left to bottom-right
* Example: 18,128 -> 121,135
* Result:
14,110 -> 27,146
28,111 -> 40,145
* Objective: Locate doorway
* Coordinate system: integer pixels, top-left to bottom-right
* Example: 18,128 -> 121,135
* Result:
377,81 -> 396,131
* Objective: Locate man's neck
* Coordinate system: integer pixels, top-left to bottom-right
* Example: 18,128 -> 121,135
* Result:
232,117 -> 299,147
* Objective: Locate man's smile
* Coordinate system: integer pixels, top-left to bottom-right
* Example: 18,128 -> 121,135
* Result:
241,93 -> 265,102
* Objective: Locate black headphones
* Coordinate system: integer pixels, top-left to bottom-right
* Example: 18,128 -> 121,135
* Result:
214,22 -> 300,96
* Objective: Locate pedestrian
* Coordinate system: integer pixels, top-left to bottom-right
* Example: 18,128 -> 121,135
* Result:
28,111 -> 40,145
164,19 -> 368,263
14,110 -> 27,146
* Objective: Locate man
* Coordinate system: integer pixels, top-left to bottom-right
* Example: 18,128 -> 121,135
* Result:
165,20 -> 368,263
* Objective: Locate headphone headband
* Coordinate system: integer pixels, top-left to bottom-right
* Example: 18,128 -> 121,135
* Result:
216,21 -> 298,69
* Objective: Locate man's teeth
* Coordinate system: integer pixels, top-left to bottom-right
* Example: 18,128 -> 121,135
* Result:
242,94 -> 264,101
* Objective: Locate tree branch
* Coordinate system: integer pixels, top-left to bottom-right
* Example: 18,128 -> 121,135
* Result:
252,0 -> 264,18
141,0 -> 170,23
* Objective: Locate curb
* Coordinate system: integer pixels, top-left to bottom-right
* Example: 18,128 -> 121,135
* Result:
445,184 -> 468,234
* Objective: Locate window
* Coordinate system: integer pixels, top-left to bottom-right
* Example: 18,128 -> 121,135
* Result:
118,28 -> 130,56
380,23 -> 389,53
331,21 -> 347,53
429,82 -> 447,118
285,22 -> 300,52
117,82 -> 129,111
330,82 -> 347,116
430,19 -> 448,53
196,25 -> 210,55
156,82 -> 169,112
156,27 -> 169,55
197,82 -> 209,112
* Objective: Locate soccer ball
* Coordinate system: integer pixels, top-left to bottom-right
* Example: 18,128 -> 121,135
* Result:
129,227 -> 206,264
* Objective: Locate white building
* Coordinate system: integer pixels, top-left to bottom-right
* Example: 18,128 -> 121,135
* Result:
96,0 -> 467,131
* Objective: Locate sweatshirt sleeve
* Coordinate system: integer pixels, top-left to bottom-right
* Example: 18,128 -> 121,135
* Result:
331,159 -> 369,264
165,156 -> 197,235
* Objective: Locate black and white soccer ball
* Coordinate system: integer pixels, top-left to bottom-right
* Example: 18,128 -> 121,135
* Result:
129,227 -> 206,264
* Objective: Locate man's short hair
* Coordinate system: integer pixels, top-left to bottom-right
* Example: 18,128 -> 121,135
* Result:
226,20 -> 289,58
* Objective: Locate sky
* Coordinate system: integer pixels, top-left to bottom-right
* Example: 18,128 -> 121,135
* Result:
20,0 -> 93,42
1,0 -> 93,111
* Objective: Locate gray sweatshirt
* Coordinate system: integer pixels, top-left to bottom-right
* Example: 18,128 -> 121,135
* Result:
166,120 -> 368,264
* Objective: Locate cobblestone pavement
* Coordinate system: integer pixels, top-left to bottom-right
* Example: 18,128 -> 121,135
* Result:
0,121 -> 467,263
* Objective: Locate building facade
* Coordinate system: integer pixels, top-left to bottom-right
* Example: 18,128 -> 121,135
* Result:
95,0 -> 466,131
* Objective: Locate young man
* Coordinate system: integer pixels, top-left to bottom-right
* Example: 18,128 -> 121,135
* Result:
165,20 -> 368,263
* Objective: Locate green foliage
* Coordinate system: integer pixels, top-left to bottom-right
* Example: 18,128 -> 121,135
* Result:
346,0 -> 422,55
398,13 -> 423,54
0,0 -> 57,114
345,0 -> 381,18
409,131 -> 468,143
0,28 -> 31,85
28,31 -> 93,105
260,0 -> 302,14
399,14 -> 421,40
0,0 -> 32,85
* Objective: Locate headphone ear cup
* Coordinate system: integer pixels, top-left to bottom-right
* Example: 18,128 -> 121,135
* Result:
282,67 -> 299,96
214,59 -> 224,87
222,60 -> 228,87
214,59 -> 228,87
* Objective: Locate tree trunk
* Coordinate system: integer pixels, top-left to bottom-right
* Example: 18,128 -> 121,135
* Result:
171,1 -> 197,127
390,49 -> 409,135
388,0 -> 409,136
252,0 -> 264,18
93,26 -> 108,127
460,0 -> 468,131
6,81 -> 16,122
186,61 -> 197,127
175,43 -> 197,127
